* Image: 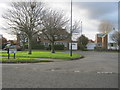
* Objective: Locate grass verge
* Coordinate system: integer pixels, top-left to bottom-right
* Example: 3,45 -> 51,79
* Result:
0,57 -> 52,63
0,51 -> 81,63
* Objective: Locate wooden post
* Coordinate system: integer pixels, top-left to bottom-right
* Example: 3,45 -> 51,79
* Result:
7,48 -> 10,59
8,54 -> 10,59
14,53 -> 15,59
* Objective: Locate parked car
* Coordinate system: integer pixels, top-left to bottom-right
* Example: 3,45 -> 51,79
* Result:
15,45 -> 22,51
4,44 -> 22,51
3,44 -> 11,50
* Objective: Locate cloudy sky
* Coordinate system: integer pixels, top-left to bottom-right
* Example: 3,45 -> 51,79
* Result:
0,0 -> 118,41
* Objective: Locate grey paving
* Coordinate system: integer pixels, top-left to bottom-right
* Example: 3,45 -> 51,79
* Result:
2,51 -> 118,88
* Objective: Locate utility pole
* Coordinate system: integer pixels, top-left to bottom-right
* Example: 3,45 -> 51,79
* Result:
81,21 -> 82,45
81,21 -> 82,35
70,0 -> 72,56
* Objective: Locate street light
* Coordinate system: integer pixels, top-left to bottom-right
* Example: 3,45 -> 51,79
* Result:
81,21 -> 82,45
70,0 -> 72,56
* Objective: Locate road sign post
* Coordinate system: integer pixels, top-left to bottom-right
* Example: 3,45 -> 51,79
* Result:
7,48 -> 10,59
7,45 -> 17,59
14,53 -> 16,59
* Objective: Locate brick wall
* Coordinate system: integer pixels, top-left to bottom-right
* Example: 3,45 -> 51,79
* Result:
102,35 -> 108,49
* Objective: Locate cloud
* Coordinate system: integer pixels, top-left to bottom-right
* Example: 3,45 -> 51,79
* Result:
73,2 -> 118,26
0,1 -> 118,41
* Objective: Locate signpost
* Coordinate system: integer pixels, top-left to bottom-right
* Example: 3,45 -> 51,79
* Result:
7,45 -> 17,59
69,43 -> 78,50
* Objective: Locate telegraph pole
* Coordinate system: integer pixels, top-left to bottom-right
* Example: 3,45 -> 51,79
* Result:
70,0 -> 72,56
81,21 -> 82,45
81,21 -> 82,35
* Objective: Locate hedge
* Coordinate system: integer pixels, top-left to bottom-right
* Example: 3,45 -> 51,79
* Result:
54,44 -> 64,50
32,44 -> 45,49
24,44 -> 64,50
25,44 -> 45,50
94,47 -> 107,51
46,44 -> 64,50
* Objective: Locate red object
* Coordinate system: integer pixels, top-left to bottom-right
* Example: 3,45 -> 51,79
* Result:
4,45 -> 22,51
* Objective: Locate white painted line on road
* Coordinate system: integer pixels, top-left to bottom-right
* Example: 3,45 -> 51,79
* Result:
74,70 -> 80,72
97,72 -> 113,74
51,69 -> 55,71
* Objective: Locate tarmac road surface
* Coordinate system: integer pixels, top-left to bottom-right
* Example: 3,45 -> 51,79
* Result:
2,51 -> 118,88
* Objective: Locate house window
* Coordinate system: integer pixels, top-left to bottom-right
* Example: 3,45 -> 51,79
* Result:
61,43 -> 64,45
64,43 -> 67,47
110,43 -> 114,47
97,43 -> 102,47
45,42 -> 48,47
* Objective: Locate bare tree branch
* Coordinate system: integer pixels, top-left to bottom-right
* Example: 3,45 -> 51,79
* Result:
41,10 -> 70,53
98,20 -> 113,33
3,1 -> 45,54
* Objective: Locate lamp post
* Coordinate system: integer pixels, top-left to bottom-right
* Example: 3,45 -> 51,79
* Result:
70,0 -> 72,56
81,21 -> 82,45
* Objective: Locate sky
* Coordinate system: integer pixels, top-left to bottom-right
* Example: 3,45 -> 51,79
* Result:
0,0 -> 118,41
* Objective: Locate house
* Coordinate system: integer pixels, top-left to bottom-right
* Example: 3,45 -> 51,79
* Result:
0,34 -> 7,45
95,33 -> 108,49
86,40 -> 96,50
39,37 -> 71,50
0,34 -> 2,47
95,30 -> 119,50
34,29 -> 78,50
7,40 -> 18,45
108,30 -> 119,50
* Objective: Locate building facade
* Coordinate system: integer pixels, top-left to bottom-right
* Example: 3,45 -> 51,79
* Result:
108,30 -> 119,50
96,33 -> 108,49
96,30 -> 119,50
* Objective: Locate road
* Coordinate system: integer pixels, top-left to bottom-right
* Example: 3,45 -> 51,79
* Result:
2,51 -> 118,88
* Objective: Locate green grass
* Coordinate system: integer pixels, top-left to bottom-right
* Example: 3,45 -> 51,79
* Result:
0,57 -> 50,63
1,51 -> 81,59
0,51 -> 81,63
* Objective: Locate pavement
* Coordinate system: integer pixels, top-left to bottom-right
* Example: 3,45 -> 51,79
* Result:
1,51 -> 119,88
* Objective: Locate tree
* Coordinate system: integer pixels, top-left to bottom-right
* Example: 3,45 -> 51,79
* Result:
111,31 -> 120,50
98,20 -> 113,33
41,10 -> 70,53
3,1 -> 44,54
2,37 -> 7,44
71,21 -> 81,33
16,32 -> 28,50
77,35 -> 89,50
1,37 -> 7,49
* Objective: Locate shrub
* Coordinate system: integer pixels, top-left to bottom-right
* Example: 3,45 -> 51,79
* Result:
54,44 -> 64,50
32,44 -> 45,50
94,47 -> 107,51
46,44 -> 64,50
78,44 -> 87,51
24,43 -> 29,49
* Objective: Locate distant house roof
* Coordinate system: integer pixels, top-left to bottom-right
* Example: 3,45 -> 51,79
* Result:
97,33 -> 107,37
88,39 -> 94,43
37,28 -> 71,43
39,37 -> 71,43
